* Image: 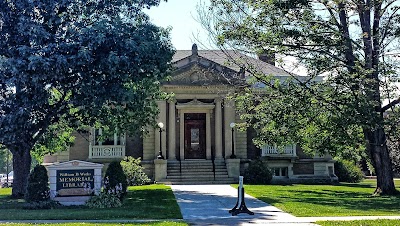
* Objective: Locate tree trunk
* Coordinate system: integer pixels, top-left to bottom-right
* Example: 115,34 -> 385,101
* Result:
364,128 -> 397,195
9,146 -> 32,198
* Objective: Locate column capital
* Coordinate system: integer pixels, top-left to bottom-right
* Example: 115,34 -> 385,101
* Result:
214,97 -> 223,103
167,97 -> 176,104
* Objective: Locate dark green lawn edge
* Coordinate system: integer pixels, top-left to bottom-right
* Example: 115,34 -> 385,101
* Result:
236,180 -> 400,217
316,219 -> 400,226
0,184 -> 182,220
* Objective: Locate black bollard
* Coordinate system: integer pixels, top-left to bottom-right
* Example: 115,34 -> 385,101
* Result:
229,176 -> 254,216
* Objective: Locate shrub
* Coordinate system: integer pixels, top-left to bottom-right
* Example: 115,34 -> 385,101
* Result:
334,159 -> 364,183
243,158 -> 273,184
388,140 -> 400,176
85,188 -> 122,208
104,161 -> 127,199
120,156 -> 150,186
25,165 -> 50,203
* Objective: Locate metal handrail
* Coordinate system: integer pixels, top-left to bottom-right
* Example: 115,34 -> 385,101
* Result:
211,147 -> 216,180
177,155 -> 182,176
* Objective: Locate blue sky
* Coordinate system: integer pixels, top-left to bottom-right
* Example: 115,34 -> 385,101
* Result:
145,0 -> 210,50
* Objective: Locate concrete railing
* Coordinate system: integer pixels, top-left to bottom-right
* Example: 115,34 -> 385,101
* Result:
89,145 -> 125,159
261,144 -> 296,156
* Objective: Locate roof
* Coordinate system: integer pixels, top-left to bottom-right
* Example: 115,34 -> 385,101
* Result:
172,48 -> 292,77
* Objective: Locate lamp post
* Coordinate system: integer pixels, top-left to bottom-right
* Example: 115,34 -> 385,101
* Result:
230,122 -> 236,159
157,122 -> 164,159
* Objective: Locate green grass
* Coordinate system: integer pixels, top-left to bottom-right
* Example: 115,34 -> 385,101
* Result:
241,179 -> 400,217
0,223 -> 187,226
0,184 -> 182,220
317,219 -> 400,226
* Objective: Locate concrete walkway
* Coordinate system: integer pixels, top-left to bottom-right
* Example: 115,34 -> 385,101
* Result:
170,185 -> 400,226
170,184 -> 318,225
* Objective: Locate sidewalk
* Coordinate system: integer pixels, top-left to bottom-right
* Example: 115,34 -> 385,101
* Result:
170,184 -> 400,226
170,184 -> 317,225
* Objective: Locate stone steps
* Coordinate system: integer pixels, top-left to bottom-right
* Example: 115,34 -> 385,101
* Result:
159,160 -> 236,185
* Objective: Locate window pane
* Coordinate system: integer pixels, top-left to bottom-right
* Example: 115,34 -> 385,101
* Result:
191,128 -> 200,151
274,168 -> 280,176
281,167 -> 288,177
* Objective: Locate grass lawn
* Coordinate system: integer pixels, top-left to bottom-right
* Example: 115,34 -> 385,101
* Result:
0,184 -> 182,220
242,179 -> 400,217
0,223 -> 187,226
317,219 -> 400,226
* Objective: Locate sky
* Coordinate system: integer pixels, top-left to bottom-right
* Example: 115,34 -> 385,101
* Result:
145,0 -> 211,50
145,0 -> 308,75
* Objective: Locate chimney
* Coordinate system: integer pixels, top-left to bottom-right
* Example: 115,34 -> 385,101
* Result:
258,51 -> 275,66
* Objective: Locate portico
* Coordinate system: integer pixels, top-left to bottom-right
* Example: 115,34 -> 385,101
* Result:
152,95 -> 237,161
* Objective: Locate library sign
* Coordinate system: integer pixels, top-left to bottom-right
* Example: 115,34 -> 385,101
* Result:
47,160 -> 103,198
56,169 -> 94,192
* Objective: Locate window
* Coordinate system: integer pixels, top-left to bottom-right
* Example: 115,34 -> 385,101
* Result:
271,167 -> 288,177
91,128 -> 126,146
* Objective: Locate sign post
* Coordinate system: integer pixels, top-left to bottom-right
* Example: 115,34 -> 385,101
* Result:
229,176 -> 254,216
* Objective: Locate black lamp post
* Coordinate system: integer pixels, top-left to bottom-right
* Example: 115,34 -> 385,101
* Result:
157,122 -> 164,159
230,122 -> 236,159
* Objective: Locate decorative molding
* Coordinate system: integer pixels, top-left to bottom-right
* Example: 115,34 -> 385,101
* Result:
176,98 -> 215,111
166,64 -> 232,86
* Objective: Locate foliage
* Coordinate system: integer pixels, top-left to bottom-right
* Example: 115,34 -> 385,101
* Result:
240,179 -> 400,217
386,108 -> 400,176
85,189 -> 123,209
0,0 -> 174,197
24,165 -> 50,203
243,158 -> 272,185
120,156 -> 150,186
334,159 -> 364,183
388,141 -> 400,176
199,0 -> 400,194
31,121 -> 75,164
104,161 -> 128,199
0,147 -> 12,174
0,184 -> 182,220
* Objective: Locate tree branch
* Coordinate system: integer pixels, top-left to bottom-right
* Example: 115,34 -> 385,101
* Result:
381,97 -> 400,112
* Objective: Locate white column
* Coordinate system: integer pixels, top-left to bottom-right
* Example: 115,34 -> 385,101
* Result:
179,110 -> 185,160
168,99 -> 176,160
214,98 -> 223,159
206,112 -> 211,159
224,98 -> 235,158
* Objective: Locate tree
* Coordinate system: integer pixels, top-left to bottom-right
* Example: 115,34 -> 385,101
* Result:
0,0 -> 174,198
199,0 -> 400,194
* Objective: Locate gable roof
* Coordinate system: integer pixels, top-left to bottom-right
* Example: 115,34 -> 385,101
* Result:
172,48 -> 291,77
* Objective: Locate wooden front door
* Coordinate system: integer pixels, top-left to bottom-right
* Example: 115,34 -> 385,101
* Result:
184,114 -> 206,159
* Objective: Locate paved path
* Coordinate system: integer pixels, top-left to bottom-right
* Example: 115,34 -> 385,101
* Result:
170,185 -> 318,225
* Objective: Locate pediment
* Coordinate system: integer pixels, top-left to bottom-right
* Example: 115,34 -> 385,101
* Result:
164,64 -> 232,86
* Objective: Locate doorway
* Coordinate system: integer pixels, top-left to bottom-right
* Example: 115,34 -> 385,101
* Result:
184,113 -> 206,159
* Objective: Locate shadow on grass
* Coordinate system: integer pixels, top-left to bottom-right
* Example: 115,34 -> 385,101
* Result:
250,183 -> 400,214
0,185 -> 182,220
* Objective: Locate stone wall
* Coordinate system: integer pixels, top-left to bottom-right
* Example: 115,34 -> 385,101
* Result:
293,162 -> 314,175
69,131 -> 90,161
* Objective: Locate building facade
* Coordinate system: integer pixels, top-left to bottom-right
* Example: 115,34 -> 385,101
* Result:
45,44 -> 337,184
